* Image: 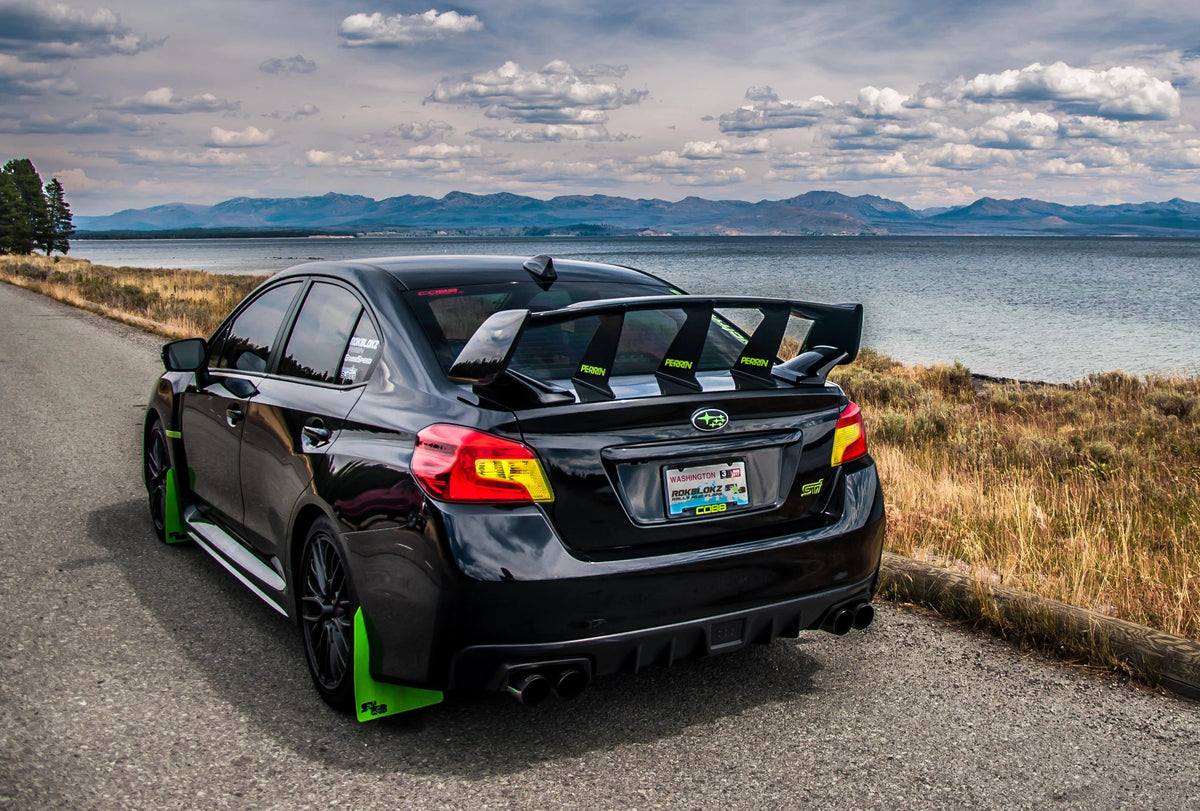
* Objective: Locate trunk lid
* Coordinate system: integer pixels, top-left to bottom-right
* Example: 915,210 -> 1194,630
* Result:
514,379 -> 848,556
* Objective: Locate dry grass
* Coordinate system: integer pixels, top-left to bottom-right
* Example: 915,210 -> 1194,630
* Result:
829,349 -> 1200,641
5,255 -> 1197,648
0,255 -> 267,338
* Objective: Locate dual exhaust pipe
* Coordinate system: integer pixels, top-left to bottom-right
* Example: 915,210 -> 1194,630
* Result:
505,666 -> 589,706
820,601 -> 875,636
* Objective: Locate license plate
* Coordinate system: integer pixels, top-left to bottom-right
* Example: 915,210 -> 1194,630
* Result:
663,459 -> 750,518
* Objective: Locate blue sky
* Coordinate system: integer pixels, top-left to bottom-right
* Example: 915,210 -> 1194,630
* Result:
2,0 -> 1199,215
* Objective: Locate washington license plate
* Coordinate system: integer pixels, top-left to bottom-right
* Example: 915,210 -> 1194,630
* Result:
664,460 -> 750,518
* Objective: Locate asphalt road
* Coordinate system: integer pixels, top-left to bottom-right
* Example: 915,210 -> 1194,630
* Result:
1,281 -> 1198,810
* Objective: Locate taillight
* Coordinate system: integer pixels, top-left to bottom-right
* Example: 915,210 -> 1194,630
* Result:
831,401 -> 867,466
411,424 -> 554,503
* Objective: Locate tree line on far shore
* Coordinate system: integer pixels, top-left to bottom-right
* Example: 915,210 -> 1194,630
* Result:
1,158 -> 75,256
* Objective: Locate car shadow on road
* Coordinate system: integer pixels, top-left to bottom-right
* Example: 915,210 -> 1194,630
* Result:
91,499 -> 828,780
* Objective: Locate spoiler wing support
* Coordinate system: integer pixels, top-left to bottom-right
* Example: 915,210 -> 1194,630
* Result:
447,295 -> 863,398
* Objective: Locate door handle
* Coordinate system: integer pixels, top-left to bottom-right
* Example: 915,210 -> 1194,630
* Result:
302,419 -> 332,446
225,404 -> 244,428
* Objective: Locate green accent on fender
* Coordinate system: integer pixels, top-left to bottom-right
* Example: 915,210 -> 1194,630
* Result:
353,608 -> 442,722
163,469 -> 189,543
164,429 -> 182,439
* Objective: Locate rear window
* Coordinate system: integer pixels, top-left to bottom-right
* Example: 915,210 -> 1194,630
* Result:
404,281 -> 751,380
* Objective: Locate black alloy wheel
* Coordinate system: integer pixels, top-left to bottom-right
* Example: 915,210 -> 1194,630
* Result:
299,518 -> 357,711
144,422 -> 171,543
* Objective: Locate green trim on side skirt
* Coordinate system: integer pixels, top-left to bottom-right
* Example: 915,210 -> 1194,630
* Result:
164,469 -> 189,543
353,608 -> 442,722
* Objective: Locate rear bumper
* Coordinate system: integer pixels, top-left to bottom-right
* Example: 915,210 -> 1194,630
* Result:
346,462 -> 885,691
447,574 -> 877,691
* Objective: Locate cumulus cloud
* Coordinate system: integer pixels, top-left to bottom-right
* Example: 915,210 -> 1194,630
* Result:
111,86 -> 239,114
712,54 -> 1197,198
0,0 -> 161,60
304,149 -> 349,167
632,149 -> 751,185
826,119 -> 968,151
576,64 -> 629,79
52,166 -> 100,191
468,124 -> 631,142
1057,115 -> 1174,145
718,86 -> 834,133
385,119 -> 454,141
303,146 -> 483,176
855,86 -> 909,118
428,60 -> 648,125
0,52 -> 75,95
263,103 -> 321,121
406,142 -> 481,159
815,151 -> 926,180
0,109 -> 150,134
207,125 -> 272,147
942,61 -> 1180,121
925,143 -> 1011,170
338,9 -> 482,47
676,167 -> 747,186
971,109 -> 1060,150
117,147 -> 250,167
1152,144 -> 1200,169
678,137 -> 770,158
258,54 -> 316,74
771,151 -> 813,169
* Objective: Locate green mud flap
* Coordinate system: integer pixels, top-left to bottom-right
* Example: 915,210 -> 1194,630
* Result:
163,469 -> 189,544
353,608 -> 443,722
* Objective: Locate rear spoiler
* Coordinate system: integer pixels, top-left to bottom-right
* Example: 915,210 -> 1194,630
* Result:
448,295 -> 862,400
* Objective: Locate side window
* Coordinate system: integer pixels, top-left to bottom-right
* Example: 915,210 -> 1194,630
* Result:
338,314 -> 381,385
215,282 -> 302,373
279,282 -> 368,384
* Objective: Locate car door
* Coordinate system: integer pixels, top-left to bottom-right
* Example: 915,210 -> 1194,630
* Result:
238,280 -> 382,560
181,280 -> 303,531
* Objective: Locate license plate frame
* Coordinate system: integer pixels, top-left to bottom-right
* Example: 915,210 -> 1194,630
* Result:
663,459 -> 750,519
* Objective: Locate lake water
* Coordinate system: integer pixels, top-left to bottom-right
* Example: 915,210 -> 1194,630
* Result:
71,235 -> 1200,383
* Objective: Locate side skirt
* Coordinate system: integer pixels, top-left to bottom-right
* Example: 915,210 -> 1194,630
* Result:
180,505 -> 290,619
354,608 -> 443,722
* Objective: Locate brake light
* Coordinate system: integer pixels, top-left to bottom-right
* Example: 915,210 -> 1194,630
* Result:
412,424 -> 554,503
831,401 -> 867,466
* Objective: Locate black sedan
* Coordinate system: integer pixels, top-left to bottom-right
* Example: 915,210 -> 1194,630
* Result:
143,254 -> 885,721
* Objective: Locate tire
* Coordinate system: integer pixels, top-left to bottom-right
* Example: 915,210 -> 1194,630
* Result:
143,421 -> 171,543
299,517 -> 358,712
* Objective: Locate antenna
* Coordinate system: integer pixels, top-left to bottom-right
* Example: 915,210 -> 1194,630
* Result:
522,254 -> 557,283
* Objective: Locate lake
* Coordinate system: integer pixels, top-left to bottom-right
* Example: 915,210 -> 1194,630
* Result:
70,235 -> 1200,383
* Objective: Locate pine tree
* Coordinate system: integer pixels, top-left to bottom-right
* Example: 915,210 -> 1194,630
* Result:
43,178 -> 75,255
0,171 -> 31,254
2,158 -> 50,255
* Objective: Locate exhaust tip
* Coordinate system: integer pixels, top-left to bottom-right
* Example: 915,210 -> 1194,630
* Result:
853,603 -> 875,631
506,672 -> 551,706
823,608 -> 854,636
555,669 -> 588,700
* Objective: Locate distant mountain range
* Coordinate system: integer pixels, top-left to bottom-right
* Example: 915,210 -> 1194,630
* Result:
75,190 -> 1200,237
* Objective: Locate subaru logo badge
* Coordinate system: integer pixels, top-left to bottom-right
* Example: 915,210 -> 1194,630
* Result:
691,408 -> 729,432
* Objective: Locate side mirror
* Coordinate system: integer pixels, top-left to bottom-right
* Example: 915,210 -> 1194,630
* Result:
162,338 -> 208,372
